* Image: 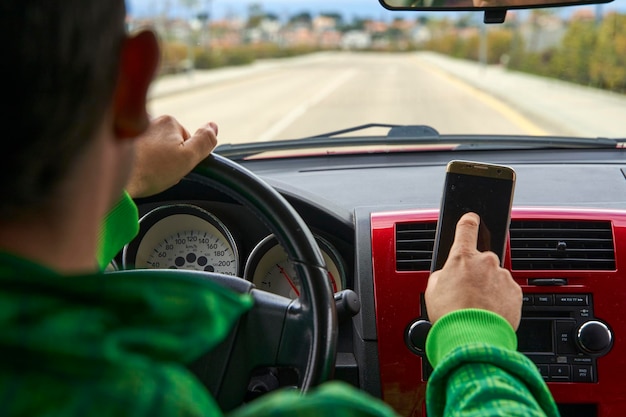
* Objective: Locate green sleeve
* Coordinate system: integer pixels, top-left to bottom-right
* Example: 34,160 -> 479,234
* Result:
227,381 -> 399,417
97,191 -> 139,270
425,309 -> 560,417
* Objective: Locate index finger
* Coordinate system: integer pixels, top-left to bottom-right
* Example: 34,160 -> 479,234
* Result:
449,212 -> 480,255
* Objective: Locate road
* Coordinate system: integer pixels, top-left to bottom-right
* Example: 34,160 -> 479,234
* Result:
149,51 -> 626,144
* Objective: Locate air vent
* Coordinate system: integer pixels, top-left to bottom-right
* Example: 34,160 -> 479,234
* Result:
396,222 -> 437,271
510,220 -> 615,270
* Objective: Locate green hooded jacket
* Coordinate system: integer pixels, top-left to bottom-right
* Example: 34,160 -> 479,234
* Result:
0,193 -> 558,417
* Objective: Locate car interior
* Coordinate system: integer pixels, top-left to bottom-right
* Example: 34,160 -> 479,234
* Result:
117,0 -> 626,415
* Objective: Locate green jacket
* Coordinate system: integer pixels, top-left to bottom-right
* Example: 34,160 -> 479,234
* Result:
0,193 -> 559,417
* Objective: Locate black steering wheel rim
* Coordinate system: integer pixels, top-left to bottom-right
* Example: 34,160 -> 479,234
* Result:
191,153 -> 338,392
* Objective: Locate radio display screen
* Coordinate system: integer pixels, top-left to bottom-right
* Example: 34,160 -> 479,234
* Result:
517,319 -> 554,353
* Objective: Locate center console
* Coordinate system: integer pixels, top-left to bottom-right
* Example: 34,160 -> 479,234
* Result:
370,208 -> 626,416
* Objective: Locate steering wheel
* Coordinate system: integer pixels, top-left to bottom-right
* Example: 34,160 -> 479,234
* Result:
172,153 -> 337,410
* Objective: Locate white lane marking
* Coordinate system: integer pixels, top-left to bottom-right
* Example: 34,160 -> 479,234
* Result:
256,69 -> 357,142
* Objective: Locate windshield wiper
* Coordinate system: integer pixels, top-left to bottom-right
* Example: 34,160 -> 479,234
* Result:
214,124 -> 441,159
305,123 -> 440,138
214,124 -> 619,160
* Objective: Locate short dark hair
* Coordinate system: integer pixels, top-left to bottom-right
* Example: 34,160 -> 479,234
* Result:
0,0 -> 126,218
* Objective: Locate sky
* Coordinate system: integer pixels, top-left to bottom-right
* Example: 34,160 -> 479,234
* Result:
126,0 -> 621,21
127,0 -> 414,20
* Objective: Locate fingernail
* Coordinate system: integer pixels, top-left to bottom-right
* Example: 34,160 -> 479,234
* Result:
209,122 -> 219,136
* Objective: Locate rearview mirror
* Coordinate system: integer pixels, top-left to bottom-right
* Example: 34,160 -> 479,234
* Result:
380,0 -> 612,9
379,0 -> 614,23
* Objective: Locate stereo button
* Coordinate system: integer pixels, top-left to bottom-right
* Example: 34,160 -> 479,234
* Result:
573,365 -> 594,383
405,320 -> 432,354
555,295 -> 589,306
535,295 -> 554,306
576,321 -> 613,356
555,321 -> 577,354
549,365 -> 571,381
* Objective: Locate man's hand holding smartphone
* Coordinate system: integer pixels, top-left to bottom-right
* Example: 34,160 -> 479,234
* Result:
425,212 -> 522,331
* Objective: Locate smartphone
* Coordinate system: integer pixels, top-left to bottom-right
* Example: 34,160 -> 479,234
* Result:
431,160 -> 516,272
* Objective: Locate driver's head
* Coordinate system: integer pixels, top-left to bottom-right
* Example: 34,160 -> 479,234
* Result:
0,0 -> 158,219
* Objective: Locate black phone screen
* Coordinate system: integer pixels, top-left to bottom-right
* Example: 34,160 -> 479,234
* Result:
431,171 -> 514,272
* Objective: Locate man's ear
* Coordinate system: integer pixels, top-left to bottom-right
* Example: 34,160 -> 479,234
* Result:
113,30 -> 160,139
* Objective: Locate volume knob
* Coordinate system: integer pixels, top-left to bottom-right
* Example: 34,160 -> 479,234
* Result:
576,321 -> 613,356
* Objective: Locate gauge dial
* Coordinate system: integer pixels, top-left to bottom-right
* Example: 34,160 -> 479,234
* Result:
245,235 -> 345,299
123,204 -> 238,275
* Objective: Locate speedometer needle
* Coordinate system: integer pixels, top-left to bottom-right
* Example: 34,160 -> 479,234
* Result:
277,264 -> 300,297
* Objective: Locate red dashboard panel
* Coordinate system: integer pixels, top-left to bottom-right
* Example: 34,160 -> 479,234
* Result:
371,208 -> 626,417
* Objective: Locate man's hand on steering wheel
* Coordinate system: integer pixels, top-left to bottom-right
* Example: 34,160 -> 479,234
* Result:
126,115 -> 218,199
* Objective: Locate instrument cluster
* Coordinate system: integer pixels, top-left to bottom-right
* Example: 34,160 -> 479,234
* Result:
122,203 -> 347,299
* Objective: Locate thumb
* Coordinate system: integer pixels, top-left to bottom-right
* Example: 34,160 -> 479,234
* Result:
183,122 -> 219,164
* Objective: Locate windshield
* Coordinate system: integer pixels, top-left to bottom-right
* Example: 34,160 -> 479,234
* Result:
127,0 -> 625,149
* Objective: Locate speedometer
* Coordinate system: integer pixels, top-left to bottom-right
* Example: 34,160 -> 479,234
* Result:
123,204 -> 239,275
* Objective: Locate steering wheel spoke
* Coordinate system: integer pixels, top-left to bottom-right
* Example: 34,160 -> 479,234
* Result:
194,284 -> 292,409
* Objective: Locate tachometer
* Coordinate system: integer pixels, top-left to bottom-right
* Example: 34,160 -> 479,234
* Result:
245,234 -> 345,299
123,204 -> 238,275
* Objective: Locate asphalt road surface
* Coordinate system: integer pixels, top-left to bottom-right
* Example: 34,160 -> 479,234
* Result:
149,51 -> 626,145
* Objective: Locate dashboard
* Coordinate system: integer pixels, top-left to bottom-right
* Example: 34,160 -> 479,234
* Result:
117,146 -> 626,417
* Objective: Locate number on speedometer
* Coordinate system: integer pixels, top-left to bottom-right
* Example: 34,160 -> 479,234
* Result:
145,229 -> 236,274
123,204 -> 239,275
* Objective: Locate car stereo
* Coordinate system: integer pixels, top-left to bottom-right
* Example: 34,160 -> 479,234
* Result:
518,293 -> 612,383
406,293 -> 613,383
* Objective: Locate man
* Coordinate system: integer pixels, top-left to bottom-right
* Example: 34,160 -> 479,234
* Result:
0,2 -> 233,415
0,1 -> 558,416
